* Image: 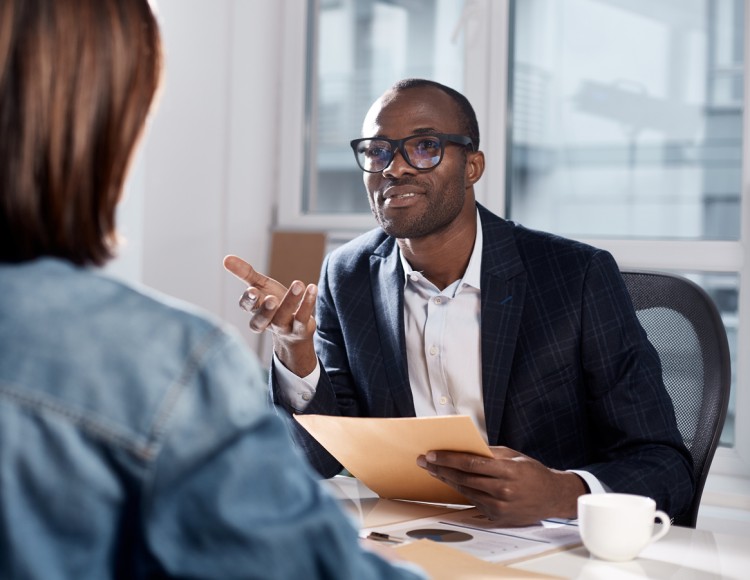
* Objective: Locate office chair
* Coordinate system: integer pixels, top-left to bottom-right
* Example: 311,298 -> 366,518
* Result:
620,270 -> 731,528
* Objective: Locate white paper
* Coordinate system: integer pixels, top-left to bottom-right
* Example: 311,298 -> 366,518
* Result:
363,508 -> 582,564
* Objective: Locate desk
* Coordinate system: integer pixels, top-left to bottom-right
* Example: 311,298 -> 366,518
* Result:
514,525 -> 746,579
323,476 -> 748,579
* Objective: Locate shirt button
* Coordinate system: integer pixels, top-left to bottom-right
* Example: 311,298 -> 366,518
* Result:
439,396 -> 448,405
434,297 -> 442,304
410,273 -> 420,282
301,392 -> 311,401
429,345 -> 438,356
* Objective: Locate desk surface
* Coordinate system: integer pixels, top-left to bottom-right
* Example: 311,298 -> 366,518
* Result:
323,476 -> 748,580
514,525 -> 746,579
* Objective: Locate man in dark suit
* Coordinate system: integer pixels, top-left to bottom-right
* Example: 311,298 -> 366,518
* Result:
224,79 -> 694,526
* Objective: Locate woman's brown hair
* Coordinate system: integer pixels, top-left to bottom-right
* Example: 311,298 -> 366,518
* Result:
0,0 -> 162,266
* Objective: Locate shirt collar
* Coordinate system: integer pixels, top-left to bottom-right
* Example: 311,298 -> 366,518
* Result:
399,208 -> 483,290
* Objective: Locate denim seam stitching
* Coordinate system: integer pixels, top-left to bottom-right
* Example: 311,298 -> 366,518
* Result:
145,327 -> 226,452
0,384 -> 153,459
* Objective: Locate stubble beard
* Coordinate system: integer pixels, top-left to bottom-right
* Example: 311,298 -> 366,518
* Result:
369,184 -> 466,240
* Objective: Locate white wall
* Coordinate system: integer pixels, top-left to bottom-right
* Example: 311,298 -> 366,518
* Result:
111,0 -> 286,354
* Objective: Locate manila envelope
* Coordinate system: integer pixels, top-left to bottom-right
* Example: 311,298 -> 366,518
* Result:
294,414 -> 493,505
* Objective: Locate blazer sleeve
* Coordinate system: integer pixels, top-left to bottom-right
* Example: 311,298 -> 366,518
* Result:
270,253 -> 360,478
577,251 -> 694,516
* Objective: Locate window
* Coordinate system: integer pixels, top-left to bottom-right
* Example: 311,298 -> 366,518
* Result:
509,0 -> 743,241
282,0 -> 750,492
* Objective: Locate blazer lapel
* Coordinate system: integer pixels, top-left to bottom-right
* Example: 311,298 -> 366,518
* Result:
478,206 -> 527,444
369,240 -> 416,416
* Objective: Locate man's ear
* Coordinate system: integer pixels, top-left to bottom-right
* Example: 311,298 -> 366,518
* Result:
465,150 -> 485,186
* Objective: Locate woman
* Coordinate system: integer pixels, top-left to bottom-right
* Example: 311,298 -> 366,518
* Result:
0,1 -> 422,578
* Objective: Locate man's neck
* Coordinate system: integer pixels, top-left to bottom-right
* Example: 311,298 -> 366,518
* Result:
397,212 -> 478,291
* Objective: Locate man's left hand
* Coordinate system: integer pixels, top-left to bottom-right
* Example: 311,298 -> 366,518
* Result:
416,446 -> 587,527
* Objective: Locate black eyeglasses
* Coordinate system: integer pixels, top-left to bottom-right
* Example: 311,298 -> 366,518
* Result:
350,133 -> 475,173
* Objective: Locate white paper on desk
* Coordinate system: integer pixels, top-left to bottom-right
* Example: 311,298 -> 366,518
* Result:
364,508 -> 582,565
294,414 -> 493,504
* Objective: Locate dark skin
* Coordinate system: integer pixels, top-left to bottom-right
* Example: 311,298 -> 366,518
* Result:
224,85 -> 586,526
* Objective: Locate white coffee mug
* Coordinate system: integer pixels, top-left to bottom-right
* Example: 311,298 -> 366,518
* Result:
577,493 -> 671,562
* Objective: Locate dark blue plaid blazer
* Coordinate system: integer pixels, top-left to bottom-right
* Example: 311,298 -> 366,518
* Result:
272,204 -> 694,518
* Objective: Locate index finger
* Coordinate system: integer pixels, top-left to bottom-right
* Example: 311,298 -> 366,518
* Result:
223,254 -> 266,286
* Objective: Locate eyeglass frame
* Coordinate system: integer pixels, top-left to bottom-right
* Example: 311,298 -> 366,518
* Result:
349,133 -> 475,173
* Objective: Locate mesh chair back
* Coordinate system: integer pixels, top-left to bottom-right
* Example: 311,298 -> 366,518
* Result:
621,270 -> 731,527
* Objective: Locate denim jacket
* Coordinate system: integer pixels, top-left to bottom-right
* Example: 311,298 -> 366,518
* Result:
0,258 -> 422,580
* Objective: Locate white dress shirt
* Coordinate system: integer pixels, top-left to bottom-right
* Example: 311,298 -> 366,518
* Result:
400,215 -> 486,440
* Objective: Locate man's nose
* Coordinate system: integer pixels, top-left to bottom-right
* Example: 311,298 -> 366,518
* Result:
382,148 -> 414,178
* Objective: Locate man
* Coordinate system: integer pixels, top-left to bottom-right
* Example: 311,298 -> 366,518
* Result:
224,78 -> 694,527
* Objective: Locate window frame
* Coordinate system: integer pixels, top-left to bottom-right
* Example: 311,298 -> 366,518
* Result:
277,0 -> 383,231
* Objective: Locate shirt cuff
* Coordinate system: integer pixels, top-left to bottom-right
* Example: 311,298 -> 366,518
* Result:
273,353 -> 320,411
568,469 -> 610,494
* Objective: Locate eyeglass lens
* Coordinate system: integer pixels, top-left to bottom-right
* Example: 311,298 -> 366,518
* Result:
356,135 -> 443,172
